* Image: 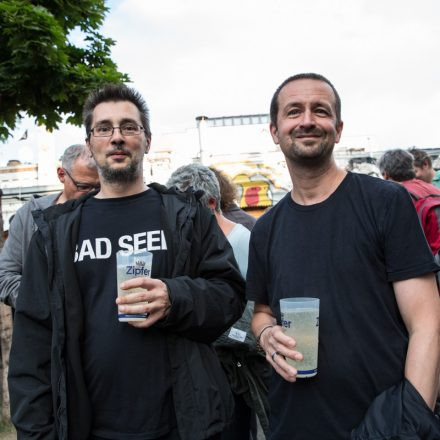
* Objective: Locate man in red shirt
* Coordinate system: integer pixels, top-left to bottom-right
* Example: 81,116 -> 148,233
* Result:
378,148 -> 440,254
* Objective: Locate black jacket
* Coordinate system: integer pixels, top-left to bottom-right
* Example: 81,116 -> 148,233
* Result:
8,184 -> 246,440
351,379 -> 440,439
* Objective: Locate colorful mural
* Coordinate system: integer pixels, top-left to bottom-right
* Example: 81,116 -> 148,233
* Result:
212,161 -> 289,209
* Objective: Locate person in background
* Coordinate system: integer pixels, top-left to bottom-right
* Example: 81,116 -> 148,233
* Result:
210,167 -> 256,231
378,148 -> 440,255
0,144 -> 99,308
409,147 -> 440,187
168,163 -> 270,440
247,73 -> 440,439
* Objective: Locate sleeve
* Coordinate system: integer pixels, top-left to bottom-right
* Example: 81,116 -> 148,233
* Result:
381,186 -> 439,282
0,208 -> 28,308
245,225 -> 269,305
8,233 -> 56,439
157,208 -> 246,343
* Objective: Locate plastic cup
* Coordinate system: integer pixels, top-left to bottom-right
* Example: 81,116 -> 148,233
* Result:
280,297 -> 320,378
116,250 -> 152,322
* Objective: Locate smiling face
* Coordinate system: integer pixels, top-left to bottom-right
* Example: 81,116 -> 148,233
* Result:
270,79 -> 343,167
86,100 -> 151,185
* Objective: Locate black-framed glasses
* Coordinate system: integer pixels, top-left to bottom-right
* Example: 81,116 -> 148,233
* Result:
90,122 -> 145,137
64,169 -> 100,192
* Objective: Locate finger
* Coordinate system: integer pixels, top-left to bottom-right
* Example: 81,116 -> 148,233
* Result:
129,315 -> 158,328
118,301 -> 149,316
267,351 -> 298,382
116,289 -> 149,304
271,326 -> 297,349
271,355 -> 298,382
121,277 -> 161,290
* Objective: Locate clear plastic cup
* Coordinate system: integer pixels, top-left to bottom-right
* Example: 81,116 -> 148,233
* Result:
280,297 -> 320,378
116,250 -> 153,322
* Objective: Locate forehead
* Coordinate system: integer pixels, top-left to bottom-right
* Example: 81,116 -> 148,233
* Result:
92,100 -> 141,124
278,79 -> 336,108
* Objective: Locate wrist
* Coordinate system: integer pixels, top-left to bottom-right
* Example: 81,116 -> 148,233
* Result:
257,324 -> 274,349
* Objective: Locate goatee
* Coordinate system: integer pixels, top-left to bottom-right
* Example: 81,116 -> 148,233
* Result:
99,161 -> 141,184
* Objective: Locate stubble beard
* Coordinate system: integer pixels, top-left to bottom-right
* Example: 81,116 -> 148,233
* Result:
91,144 -> 144,185
99,161 -> 141,184
283,136 -> 335,168
98,153 -> 143,184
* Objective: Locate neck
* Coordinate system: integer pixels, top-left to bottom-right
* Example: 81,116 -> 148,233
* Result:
287,156 -> 347,205
95,175 -> 148,199
56,192 -> 67,204
215,212 -> 236,236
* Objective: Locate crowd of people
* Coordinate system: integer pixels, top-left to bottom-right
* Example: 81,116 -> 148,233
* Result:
0,74 -> 439,440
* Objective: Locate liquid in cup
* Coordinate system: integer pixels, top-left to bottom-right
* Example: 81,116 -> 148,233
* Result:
280,297 -> 319,378
116,250 -> 153,322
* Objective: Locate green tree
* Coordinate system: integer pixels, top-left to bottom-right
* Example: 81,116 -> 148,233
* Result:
0,0 -> 129,141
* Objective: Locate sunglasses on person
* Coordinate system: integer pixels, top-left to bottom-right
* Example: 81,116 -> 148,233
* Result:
64,168 -> 100,192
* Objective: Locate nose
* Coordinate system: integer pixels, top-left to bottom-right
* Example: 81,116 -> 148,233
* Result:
110,127 -> 124,144
299,109 -> 315,129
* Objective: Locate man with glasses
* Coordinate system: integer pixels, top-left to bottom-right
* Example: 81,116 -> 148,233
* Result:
0,143 -> 99,308
9,84 -> 245,440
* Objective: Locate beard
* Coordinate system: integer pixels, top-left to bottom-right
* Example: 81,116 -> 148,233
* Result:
99,161 -> 141,184
282,129 -> 336,168
96,147 -> 143,184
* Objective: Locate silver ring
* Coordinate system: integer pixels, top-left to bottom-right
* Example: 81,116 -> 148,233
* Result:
271,351 -> 278,361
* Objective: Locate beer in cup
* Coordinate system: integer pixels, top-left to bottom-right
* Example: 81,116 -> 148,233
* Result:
116,250 -> 153,322
280,297 -> 320,378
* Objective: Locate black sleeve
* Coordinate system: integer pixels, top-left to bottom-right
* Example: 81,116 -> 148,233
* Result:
158,207 -> 246,343
8,233 -> 56,439
245,222 -> 269,305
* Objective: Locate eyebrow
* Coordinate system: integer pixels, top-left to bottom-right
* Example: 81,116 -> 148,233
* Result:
94,117 -> 140,125
283,101 -> 334,113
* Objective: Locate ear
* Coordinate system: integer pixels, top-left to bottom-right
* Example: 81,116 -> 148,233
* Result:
57,167 -> 66,183
269,122 -> 280,145
334,121 -> 344,144
144,136 -> 151,155
86,138 -> 94,158
207,197 -> 217,211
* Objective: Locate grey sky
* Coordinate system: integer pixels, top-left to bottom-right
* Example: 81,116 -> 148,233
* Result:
3,0 -> 440,163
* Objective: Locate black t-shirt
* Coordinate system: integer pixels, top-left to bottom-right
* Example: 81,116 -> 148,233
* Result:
75,189 -> 175,439
246,172 -> 438,440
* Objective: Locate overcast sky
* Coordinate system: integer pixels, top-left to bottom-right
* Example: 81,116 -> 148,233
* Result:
3,0 -> 440,163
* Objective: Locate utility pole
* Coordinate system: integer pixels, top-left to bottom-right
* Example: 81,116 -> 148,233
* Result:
195,116 -> 208,164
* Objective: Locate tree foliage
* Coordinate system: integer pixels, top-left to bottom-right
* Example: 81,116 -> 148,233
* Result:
0,0 -> 129,141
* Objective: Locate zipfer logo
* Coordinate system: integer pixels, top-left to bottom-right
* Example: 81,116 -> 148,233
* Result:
126,265 -> 151,276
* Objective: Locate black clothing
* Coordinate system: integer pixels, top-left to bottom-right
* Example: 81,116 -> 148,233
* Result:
9,184 -> 245,440
223,204 -> 256,231
246,173 -> 437,439
351,379 -> 440,439
76,189 -> 174,438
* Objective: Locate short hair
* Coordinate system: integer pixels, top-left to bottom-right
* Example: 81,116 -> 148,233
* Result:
408,147 -> 432,168
82,83 -> 151,139
167,163 -> 221,213
209,167 -> 238,211
59,144 -> 96,172
377,149 -> 415,181
270,73 -> 342,127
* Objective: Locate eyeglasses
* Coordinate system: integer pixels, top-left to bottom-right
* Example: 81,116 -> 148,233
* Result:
64,169 -> 100,192
90,122 -> 145,137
